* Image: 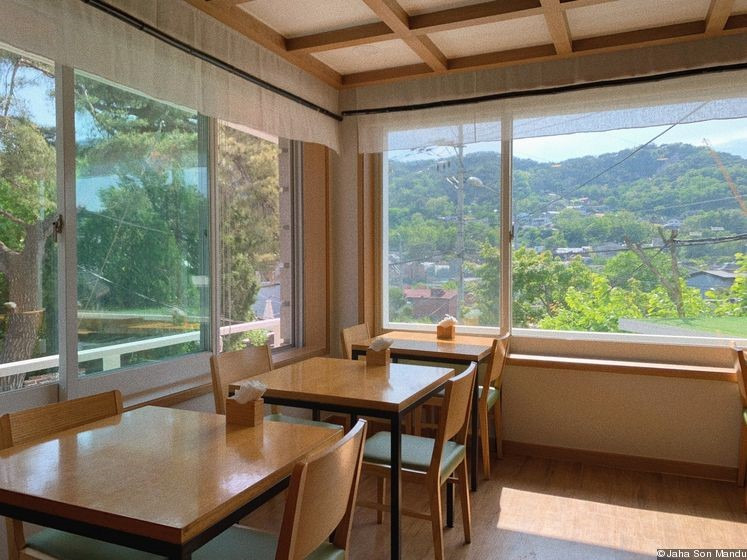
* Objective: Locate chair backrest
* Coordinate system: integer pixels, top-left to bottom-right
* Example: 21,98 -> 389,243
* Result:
736,348 -> 746,408
429,363 -> 477,477
210,345 -> 273,415
480,335 -> 510,408
340,323 -> 370,360
0,390 -> 123,450
0,390 -> 123,560
275,419 -> 368,560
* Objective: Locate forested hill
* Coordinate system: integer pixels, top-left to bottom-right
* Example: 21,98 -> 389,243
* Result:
388,142 -> 747,224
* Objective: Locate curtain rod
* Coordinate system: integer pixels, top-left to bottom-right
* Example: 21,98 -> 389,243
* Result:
341,62 -> 747,117
81,0 -> 343,122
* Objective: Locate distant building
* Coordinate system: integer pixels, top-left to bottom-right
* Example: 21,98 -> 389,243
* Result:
686,270 -> 736,296
403,287 -> 457,320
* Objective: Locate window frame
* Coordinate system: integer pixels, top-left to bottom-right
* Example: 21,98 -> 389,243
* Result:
0,54 -> 311,409
377,113 -> 747,354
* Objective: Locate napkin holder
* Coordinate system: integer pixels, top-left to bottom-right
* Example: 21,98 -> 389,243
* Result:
366,348 -> 390,367
225,397 -> 264,427
437,324 -> 455,340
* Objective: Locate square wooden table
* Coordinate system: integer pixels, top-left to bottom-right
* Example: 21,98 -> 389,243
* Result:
0,406 -> 341,559
231,356 -> 454,560
351,330 -> 495,491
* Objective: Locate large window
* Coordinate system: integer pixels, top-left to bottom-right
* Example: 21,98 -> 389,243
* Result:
385,131 -> 501,327
0,43 -> 306,397
0,47 -> 58,392
217,123 -> 295,352
513,118 -> 747,339
382,94 -> 747,345
75,73 -> 209,375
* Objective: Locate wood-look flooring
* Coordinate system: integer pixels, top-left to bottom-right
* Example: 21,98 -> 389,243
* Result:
243,455 -> 747,559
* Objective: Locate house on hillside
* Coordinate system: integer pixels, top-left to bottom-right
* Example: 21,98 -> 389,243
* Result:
403,287 -> 457,320
686,270 -> 736,296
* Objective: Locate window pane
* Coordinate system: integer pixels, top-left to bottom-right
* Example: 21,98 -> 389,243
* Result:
75,74 -> 208,375
384,130 -> 501,327
513,116 -> 747,338
0,46 -> 58,393
217,123 -> 294,351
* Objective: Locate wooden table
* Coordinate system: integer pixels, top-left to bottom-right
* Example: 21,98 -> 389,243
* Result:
230,357 -> 454,560
351,330 -> 494,492
0,406 -> 341,559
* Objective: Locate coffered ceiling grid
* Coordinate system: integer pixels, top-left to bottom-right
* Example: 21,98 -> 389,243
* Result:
187,0 -> 747,88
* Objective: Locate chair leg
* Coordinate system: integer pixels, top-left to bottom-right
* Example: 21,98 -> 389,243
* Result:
456,460 -> 472,544
478,406 -> 491,480
738,423 -> 747,487
429,480 -> 445,560
446,482 -> 454,528
376,476 -> 386,524
493,398 -> 503,459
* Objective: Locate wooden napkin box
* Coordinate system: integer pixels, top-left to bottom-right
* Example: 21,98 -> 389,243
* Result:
225,397 -> 264,427
366,348 -> 390,366
437,324 -> 455,340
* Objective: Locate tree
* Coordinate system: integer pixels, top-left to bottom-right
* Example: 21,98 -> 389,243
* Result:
0,53 -> 56,387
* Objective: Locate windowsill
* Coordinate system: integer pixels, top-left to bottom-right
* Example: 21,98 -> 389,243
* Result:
507,353 -> 736,382
380,324 -> 738,381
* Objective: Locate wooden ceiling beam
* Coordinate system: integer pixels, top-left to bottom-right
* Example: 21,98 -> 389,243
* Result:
540,0 -> 573,55
342,63 -> 433,87
361,0 -> 447,72
410,0 -> 543,34
184,0 -> 342,87
572,21 -> 706,52
286,22 -> 394,53
705,0 -> 735,34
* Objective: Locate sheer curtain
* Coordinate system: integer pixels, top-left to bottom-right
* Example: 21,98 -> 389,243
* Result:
357,67 -> 747,153
0,0 -> 341,151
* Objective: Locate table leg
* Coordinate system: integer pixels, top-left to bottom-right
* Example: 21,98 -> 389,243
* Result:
470,377 -> 478,492
446,482 -> 454,528
390,414 -> 402,560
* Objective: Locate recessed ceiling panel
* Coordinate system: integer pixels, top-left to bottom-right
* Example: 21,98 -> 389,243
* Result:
429,15 -> 552,58
734,0 -> 747,14
238,0 -> 379,38
566,0 -> 710,39
398,0 -> 493,16
311,39 -> 424,75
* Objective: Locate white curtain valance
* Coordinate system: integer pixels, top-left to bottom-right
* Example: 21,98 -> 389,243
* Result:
357,68 -> 747,153
0,0 -> 340,152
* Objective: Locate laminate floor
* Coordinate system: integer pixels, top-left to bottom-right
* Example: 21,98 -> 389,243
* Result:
243,454 -> 747,559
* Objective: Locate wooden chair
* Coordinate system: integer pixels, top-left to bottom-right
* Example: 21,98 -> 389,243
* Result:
422,335 -> 509,479
193,419 -> 368,560
736,348 -> 746,508
210,345 -> 340,429
360,363 -> 477,560
340,322 -> 370,360
0,391 -> 162,560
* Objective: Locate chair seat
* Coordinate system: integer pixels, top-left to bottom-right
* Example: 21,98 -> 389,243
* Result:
26,529 -> 165,560
432,385 -> 499,409
193,525 -> 344,560
363,431 -> 466,479
266,413 -> 342,430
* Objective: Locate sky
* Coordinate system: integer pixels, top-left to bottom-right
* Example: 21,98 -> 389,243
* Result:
388,116 -> 747,163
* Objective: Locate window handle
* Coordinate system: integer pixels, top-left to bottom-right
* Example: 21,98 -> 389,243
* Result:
52,215 -> 64,243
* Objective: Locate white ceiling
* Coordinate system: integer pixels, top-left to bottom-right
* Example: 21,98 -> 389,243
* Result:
312,39 -> 424,74
734,0 -> 747,14
567,0 -> 711,39
238,0 -> 378,38
430,15 -> 553,58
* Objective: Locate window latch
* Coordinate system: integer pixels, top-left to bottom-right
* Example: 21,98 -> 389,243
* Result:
52,215 -> 64,243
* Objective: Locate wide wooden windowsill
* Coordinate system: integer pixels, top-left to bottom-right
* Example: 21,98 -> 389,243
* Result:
507,353 -> 736,382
